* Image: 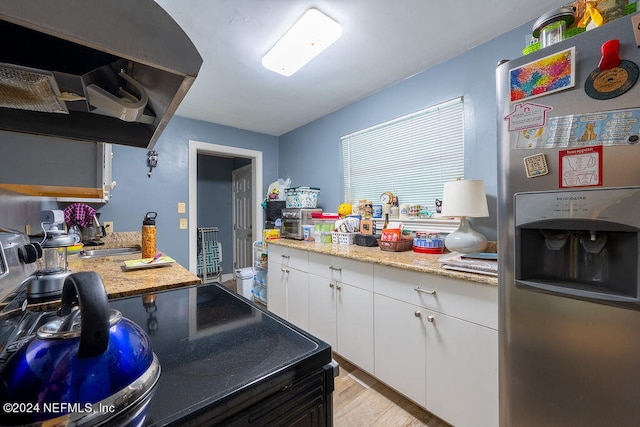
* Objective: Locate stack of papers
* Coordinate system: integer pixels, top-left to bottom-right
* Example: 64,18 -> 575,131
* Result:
438,252 -> 498,276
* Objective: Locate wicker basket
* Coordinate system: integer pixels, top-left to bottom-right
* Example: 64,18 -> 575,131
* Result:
378,237 -> 414,252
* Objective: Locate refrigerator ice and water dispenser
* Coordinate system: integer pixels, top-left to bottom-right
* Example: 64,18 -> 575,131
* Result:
515,187 -> 640,307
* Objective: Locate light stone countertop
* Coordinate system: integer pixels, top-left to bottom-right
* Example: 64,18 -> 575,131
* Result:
67,250 -> 202,299
65,232 -> 201,299
268,239 -> 498,287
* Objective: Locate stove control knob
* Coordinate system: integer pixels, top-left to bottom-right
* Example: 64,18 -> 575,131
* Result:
18,244 -> 39,264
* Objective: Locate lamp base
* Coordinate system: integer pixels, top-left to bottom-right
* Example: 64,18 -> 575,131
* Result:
444,217 -> 488,254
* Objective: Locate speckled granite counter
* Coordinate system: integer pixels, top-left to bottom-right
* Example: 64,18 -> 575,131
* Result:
67,250 -> 202,299
268,239 -> 498,287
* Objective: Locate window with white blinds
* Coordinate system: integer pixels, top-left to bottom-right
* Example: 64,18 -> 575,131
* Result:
341,97 -> 464,208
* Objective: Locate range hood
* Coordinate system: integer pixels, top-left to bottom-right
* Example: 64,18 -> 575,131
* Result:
0,0 -> 202,149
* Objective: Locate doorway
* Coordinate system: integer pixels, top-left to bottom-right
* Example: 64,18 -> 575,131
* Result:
188,141 -> 263,281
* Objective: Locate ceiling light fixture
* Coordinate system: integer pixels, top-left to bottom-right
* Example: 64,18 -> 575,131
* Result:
262,8 -> 342,77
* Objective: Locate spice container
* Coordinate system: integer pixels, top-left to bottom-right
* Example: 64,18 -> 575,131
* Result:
142,212 -> 157,259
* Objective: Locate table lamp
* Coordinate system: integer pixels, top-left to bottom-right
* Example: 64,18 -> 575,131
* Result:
441,179 -> 489,253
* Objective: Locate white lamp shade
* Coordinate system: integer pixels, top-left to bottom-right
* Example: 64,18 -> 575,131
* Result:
441,179 -> 489,218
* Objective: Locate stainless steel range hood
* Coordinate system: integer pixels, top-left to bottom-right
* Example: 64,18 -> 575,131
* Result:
0,0 -> 203,149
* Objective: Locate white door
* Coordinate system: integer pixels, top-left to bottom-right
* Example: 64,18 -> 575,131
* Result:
336,282 -> 374,373
374,294 -> 427,407
232,164 -> 252,269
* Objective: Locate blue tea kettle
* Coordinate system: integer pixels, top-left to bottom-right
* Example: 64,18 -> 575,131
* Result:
0,272 -> 160,426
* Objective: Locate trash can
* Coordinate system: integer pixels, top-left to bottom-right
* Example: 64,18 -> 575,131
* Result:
235,267 -> 254,300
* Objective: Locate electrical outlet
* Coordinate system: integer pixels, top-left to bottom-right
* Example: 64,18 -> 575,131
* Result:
179,218 -> 188,229
103,221 -> 114,234
178,202 -> 186,214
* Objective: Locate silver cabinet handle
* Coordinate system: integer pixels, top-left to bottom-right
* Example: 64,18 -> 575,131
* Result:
281,267 -> 290,273
427,316 -> 435,323
336,284 -> 342,291
281,254 -> 290,259
414,311 -> 421,318
329,282 -> 335,288
414,286 -> 436,295
329,265 -> 342,272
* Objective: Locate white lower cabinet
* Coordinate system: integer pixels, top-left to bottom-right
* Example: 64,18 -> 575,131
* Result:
267,245 -> 309,329
374,294 -> 426,406
268,245 -> 498,427
308,274 -> 337,347
374,264 -> 498,427
307,253 -> 374,373
425,310 -> 498,427
336,281 -> 374,373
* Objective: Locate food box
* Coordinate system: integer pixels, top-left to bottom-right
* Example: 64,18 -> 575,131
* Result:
285,187 -> 320,208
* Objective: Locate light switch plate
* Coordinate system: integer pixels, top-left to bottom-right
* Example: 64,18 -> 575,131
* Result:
179,218 -> 188,229
178,202 -> 186,214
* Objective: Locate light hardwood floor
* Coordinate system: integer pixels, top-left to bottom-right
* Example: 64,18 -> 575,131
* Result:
332,354 -> 451,427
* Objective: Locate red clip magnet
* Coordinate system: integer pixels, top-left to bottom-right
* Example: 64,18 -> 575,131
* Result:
598,39 -> 621,70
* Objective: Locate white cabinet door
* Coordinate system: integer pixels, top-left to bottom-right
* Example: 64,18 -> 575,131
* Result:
308,274 -> 337,348
374,294 -> 427,407
285,267 -> 309,330
336,281 -> 374,373
425,311 -> 498,427
267,260 -> 287,319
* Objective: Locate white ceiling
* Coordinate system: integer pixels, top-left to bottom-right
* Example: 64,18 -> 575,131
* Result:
155,0 -> 568,136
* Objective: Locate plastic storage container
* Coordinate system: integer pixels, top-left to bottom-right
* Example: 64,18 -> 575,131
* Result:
235,267 -> 254,300
332,232 -> 356,245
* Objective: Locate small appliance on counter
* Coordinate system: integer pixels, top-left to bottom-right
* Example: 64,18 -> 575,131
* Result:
281,208 -> 322,239
28,210 -> 75,301
80,213 -> 106,246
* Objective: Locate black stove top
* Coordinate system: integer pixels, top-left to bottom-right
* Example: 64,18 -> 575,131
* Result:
110,283 -> 332,426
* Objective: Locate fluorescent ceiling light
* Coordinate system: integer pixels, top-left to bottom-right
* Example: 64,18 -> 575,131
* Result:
262,8 -> 342,77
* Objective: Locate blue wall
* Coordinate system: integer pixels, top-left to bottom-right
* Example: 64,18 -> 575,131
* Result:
278,22 -> 533,241
2,19 -> 536,264
96,116 -> 278,267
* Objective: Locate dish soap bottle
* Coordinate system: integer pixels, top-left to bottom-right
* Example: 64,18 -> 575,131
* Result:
142,212 -> 157,259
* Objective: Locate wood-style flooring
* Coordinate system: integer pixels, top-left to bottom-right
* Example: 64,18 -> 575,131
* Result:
221,279 -> 450,426
333,354 -> 450,427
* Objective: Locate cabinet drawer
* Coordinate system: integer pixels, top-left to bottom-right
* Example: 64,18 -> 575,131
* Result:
308,252 -> 373,291
268,245 -> 309,272
374,265 -> 497,330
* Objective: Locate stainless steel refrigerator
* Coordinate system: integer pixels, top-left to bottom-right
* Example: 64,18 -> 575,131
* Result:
497,13 -> 640,426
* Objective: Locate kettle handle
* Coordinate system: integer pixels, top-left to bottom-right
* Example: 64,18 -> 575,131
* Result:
58,272 -> 110,358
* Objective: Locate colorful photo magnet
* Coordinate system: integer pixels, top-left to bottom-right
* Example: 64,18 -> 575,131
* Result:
510,47 -> 575,102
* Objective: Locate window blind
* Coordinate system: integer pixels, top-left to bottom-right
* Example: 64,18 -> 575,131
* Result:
341,97 -> 464,209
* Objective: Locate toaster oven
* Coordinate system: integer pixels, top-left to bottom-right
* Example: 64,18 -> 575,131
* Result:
280,208 -> 321,240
